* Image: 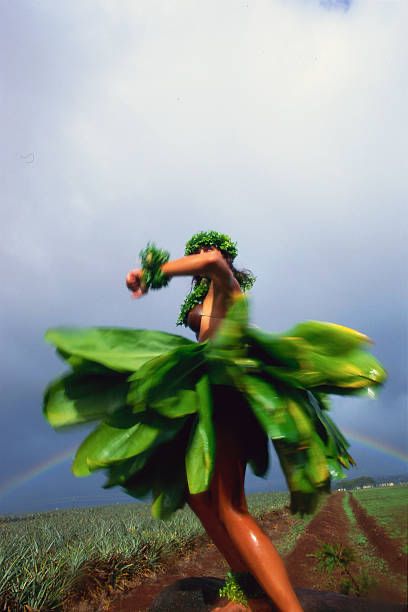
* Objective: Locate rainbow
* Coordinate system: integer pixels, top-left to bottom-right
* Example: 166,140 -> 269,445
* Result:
343,429 -> 408,464
0,430 -> 406,500
0,446 -> 76,498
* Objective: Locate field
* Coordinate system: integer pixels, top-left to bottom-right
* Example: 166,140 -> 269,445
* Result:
0,492 -> 290,610
352,485 -> 408,546
0,487 -> 406,611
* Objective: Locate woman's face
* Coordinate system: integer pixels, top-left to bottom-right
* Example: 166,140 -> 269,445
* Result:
199,245 -> 216,254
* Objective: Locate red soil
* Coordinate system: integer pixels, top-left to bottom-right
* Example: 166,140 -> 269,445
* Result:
75,493 -> 406,611
106,508 -> 294,612
285,492 -> 405,604
348,493 -> 407,576
285,492 -> 350,588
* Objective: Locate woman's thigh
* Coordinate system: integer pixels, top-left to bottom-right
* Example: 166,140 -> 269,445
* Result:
211,406 -> 248,516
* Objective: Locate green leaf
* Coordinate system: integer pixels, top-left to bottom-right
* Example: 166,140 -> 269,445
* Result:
261,347 -> 386,393
150,389 -> 199,418
185,375 -> 215,494
274,440 -> 316,494
246,326 -> 306,367
45,327 -> 194,373
248,431 -> 269,477
210,295 -> 249,349
124,429 -> 190,518
43,372 -> 128,428
309,393 -> 351,456
237,374 -> 300,443
151,476 -> 186,520
286,321 -> 370,356
72,411 -> 186,476
55,349 -> 112,374
302,433 -> 331,488
103,451 -> 152,488
247,321 -> 386,395
127,343 -> 206,409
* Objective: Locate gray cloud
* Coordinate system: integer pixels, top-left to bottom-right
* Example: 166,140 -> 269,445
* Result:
1,1 -> 406,513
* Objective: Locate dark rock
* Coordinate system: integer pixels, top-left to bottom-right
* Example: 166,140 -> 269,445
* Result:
296,587 -> 405,612
148,577 -> 406,612
148,576 -> 221,611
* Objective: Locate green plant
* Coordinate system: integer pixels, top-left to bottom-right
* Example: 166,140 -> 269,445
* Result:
219,572 -> 248,606
312,543 -> 365,596
0,492 -> 288,610
314,543 -> 354,572
340,569 -> 375,596
355,533 -> 368,546
352,485 -> 408,544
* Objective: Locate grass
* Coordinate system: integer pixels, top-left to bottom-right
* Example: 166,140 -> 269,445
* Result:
275,513 -> 315,557
342,493 -> 405,600
351,485 -> 408,544
248,491 -> 313,557
0,491 -> 289,611
342,494 -> 386,571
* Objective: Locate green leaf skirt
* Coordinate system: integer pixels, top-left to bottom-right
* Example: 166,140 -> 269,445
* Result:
43,296 -> 386,519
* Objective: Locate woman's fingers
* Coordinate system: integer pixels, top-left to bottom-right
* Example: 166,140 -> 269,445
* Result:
126,268 -> 147,298
126,269 -> 141,290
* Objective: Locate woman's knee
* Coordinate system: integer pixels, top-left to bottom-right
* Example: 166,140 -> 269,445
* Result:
187,490 -> 212,516
218,499 -> 248,527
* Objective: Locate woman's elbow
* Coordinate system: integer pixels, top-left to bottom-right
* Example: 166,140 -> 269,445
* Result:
203,251 -> 231,281
202,250 -> 224,273
206,250 -> 224,267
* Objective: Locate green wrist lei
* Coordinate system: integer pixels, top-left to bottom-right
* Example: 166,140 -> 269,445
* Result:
219,571 -> 265,605
139,243 -> 170,290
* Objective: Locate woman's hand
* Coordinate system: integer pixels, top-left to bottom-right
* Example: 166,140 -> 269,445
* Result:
126,268 -> 147,299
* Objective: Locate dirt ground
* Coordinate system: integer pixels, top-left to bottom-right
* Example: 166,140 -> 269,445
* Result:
285,492 -> 405,603
104,507 -> 295,612
76,493 -> 406,612
348,493 -> 407,576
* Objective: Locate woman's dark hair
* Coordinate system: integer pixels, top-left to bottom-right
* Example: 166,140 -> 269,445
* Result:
191,252 -> 255,293
231,263 -> 255,291
177,246 -> 256,326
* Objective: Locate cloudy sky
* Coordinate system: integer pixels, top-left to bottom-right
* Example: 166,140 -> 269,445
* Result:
1,0 -> 407,514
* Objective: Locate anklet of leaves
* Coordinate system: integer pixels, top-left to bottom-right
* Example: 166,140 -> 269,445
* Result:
219,572 -> 249,606
219,571 -> 266,604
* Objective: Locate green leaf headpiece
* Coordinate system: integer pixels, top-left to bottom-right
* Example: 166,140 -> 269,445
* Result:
184,230 -> 238,260
177,231 -> 255,326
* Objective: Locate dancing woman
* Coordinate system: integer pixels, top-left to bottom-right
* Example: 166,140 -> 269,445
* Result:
44,231 -> 386,612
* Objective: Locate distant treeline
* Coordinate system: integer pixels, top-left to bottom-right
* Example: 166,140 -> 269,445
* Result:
334,474 -> 408,490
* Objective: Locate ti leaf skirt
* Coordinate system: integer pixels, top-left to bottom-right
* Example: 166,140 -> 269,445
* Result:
43,296 -> 386,519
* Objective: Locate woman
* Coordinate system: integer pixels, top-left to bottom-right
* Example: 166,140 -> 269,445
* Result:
127,233 -> 303,611
44,231 -> 386,612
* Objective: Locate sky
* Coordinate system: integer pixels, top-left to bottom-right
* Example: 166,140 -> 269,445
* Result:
1,0 -> 407,515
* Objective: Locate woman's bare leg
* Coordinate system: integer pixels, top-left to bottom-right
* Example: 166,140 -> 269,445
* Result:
211,421 -> 303,612
187,490 -> 249,573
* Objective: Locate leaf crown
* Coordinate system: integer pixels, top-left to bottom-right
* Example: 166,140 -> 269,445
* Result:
184,230 -> 238,260
177,231 -> 255,326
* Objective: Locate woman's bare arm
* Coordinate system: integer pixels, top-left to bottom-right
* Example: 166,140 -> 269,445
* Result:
126,250 -> 238,298
162,251 -> 233,285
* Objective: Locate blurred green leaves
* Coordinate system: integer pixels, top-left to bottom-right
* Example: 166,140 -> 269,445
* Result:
44,297 -> 386,518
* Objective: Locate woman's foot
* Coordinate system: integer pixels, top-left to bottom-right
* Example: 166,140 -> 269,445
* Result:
212,602 -> 248,612
212,597 -> 272,611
